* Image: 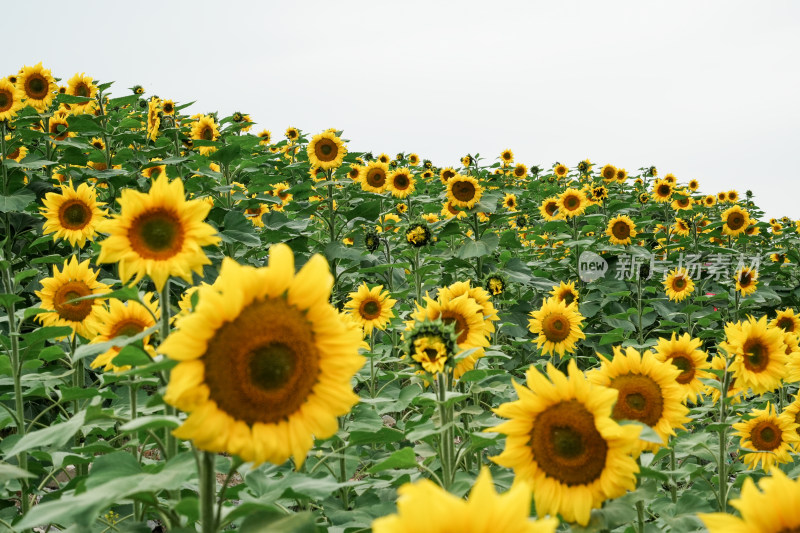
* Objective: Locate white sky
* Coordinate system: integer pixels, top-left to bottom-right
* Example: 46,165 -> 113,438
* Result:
4,0 -> 799,218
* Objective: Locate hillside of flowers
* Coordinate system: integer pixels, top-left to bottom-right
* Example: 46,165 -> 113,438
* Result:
1,63 -> 800,532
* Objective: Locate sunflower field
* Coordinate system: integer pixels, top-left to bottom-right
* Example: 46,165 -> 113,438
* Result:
1,63 -> 800,533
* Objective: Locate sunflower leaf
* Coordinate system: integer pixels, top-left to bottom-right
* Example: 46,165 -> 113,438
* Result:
367,447 -> 418,473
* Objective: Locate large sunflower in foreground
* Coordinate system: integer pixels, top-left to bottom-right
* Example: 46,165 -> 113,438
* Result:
307,130 -> 346,170
721,315 -> 787,395
663,267 -> 695,302
0,78 -> 24,121
40,181 -> 107,248
447,174 -> 483,209
97,174 -> 220,291
732,403 -> 799,471
556,188 -> 588,218
162,245 -> 365,466
35,257 -> 110,339
588,347 -> 690,453
606,214 -> 637,245
344,283 -> 397,335
90,294 -> 159,372
721,205 -> 750,237
18,62 -> 57,112
528,297 -> 585,357
700,468 -> 800,533
490,360 -> 641,526
372,467 -> 558,533
653,333 -> 712,403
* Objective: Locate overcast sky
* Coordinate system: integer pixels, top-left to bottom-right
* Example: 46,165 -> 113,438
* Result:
4,1 -> 799,218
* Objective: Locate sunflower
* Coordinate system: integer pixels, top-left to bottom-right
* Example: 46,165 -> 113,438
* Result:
190,115 -> 219,154
272,182 -> 293,205
90,294 -> 159,372
307,130 -> 346,170
41,181 -> 107,248
672,218 -> 691,237
663,268 -> 695,302
606,215 -> 637,245
461,155 -> 472,168
499,149 -> 514,164
502,193 -> 517,211
784,394 -> 800,444
686,178 -> 699,191
405,223 -> 431,247
653,333 -> 712,403
65,72 -> 98,114
528,297 -> 586,357
557,188 -> 588,218
539,197 -> 562,221
722,316 -> 787,394
550,281 -> 579,307
97,174 -> 220,291
439,281 -> 500,334
588,347 -> 690,452
142,160 -> 167,180
18,62 -> 56,112
440,201 -> 467,220
377,213 -> 401,233
671,194 -> 693,211
512,163 -> 527,179
735,266 -> 759,296
447,174 -> 483,209
651,179 -> 674,203
407,153 -> 419,166
703,194 -> 716,207
486,274 -> 505,296
387,168 -> 416,198
162,247 -> 364,466
257,129 -> 271,145
771,309 -> 800,334
733,403 -> 799,472
0,78 -> 24,121
616,168 -> 628,182
284,126 -> 299,141
721,205 -> 750,237
638,192 -> 649,204
439,167 -> 457,184
600,164 -> 617,182
372,467 -> 558,533
360,161 -> 389,193
344,283 -> 396,335
553,163 -> 568,178
35,257 -> 110,339
146,97 -> 161,142
490,360 -> 641,526
727,190 -> 739,203
48,115 -> 72,141
700,468 -> 800,532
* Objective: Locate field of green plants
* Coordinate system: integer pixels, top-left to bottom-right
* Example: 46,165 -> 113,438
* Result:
1,63 -> 800,532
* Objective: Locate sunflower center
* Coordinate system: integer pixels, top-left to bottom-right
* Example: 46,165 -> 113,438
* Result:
314,138 -> 338,162
442,170 -> 455,181
728,213 -> 745,230
776,317 -> 795,332
110,319 -> 147,339
515,167 -> 524,177
201,127 -> 213,141
359,299 -> 382,320
561,291 -> 575,306
128,208 -> 185,260
542,314 -> 571,342
53,280 -> 94,322
367,169 -> 386,187
739,271 -> 752,286
452,181 -> 476,202
26,75 -> 48,99
670,355 -> 696,384
603,169 -> 615,179
75,83 -> 90,97
751,421 -> 781,450
545,202 -> 557,216
59,200 -> 92,230
202,297 -> 320,426
8,148 -> 20,160
672,277 -> 687,290
530,400 -> 608,486
564,195 -> 579,210
743,340 -> 769,372
612,221 -> 631,240
610,373 -> 664,427
393,174 -> 409,189
658,185 -> 671,196
0,90 -> 11,112
441,311 -> 469,344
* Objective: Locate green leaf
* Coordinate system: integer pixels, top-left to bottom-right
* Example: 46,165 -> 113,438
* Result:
367,447 -> 418,473
73,324 -> 157,362
14,268 -> 39,285
220,210 -> 261,247
0,293 -> 24,308
0,190 -> 35,213
120,415 -> 181,433
22,326 -> 73,345
211,143 -> 242,166
0,462 -> 36,482
349,427 -> 404,446
239,511 -> 317,533
5,410 -> 86,456
111,344 -> 154,367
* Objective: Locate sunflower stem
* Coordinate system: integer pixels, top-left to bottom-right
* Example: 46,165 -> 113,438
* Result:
369,330 -> 376,398
2,263 -> 29,516
69,333 -> 88,477
636,499 -> 645,533
199,451 -> 217,533
669,444 -> 677,504
717,358 -> 731,512
160,280 -> 179,461
436,371 -> 455,490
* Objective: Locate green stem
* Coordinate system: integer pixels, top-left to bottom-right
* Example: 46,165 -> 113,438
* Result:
636,275 -> 644,345
636,499 -> 645,533
669,445 -> 677,504
338,417 -> 350,508
199,451 -> 217,533
718,360 -> 730,512
436,371 -> 454,489
369,330 -> 376,398
160,281 -> 179,460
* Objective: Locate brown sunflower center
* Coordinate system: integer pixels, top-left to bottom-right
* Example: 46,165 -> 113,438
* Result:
393,174 -> 410,189
367,168 -> 386,188
53,280 -> 94,322
314,138 -> 338,162
672,276 -> 687,290
657,185 -> 671,196
25,74 -> 48,99
750,420 -> 782,451
612,221 -> 631,240
669,355 -> 696,384
8,148 -> 20,160
163,102 -> 174,113
58,199 -> 92,230
110,319 -> 147,340
128,208 -> 185,260
441,311 -> 469,344
452,180 -> 476,202
442,170 -> 455,181
545,202 -> 557,216
542,313 -> 571,342
563,195 -> 580,211
739,271 -> 752,286
530,400 -> 608,486
610,373 -> 664,427
201,127 -> 214,141
202,297 -> 320,425
0,90 -> 11,112
603,168 -> 615,179
359,299 -> 382,320
743,339 -> 769,372
560,291 -> 575,306
75,83 -> 91,97
776,317 -> 795,332
727,213 -> 745,230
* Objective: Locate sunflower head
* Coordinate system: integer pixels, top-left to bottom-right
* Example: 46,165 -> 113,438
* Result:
557,188 -> 588,218
735,266 -> 758,296
485,274 -> 506,296
653,332 -> 712,403
388,168 -> 416,198
601,164 -> 617,181
446,174 -> 483,209
722,315 -> 788,395
344,283 -> 396,335
732,403 -> 800,471
405,222 -> 432,247
307,130 -> 347,170
360,161 -> 390,193
41,180 -> 107,248
550,281 -> 579,307
403,319 -> 459,376
722,205 -> 750,237
606,215 -> 637,245
0,78 -> 25,121
553,163 -> 568,177
18,62 -> 56,112
513,163 -> 527,178
651,179 -> 674,203
364,229 -> 382,252
528,297 -> 586,357
663,268 -> 695,302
